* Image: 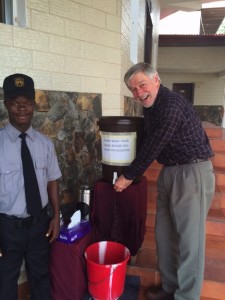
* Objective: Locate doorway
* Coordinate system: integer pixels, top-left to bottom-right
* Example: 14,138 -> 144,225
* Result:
173,83 -> 195,104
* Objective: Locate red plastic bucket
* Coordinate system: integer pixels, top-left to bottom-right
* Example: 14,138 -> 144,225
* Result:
85,241 -> 130,300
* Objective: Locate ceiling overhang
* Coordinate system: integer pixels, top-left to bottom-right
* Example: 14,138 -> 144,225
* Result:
159,34 -> 225,47
158,1 -> 225,76
159,0 -> 225,19
200,7 -> 225,34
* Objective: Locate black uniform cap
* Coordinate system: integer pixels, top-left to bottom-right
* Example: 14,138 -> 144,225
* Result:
3,73 -> 35,100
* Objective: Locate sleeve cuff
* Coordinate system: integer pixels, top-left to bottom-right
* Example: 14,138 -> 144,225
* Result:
123,171 -> 136,180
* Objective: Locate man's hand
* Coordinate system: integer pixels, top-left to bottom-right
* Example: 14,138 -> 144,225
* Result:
114,175 -> 133,192
46,216 -> 60,243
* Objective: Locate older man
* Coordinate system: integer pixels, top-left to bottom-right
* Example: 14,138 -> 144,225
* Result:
114,62 -> 215,300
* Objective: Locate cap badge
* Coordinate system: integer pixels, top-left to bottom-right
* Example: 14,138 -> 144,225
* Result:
14,77 -> 25,88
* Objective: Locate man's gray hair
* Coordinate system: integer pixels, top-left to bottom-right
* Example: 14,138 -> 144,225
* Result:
124,62 -> 160,88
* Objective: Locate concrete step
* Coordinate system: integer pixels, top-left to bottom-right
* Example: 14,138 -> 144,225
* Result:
210,190 -> 225,210
211,152 -> 225,171
206,217 -> 225,237
203,121 -> 225,139
126,264 -> 160,288
215,172 -> 225,186
200,297 -> 221,300
144,167 -> 160,188
210,139 -> 225,152
141,227 -> 156,249
138,283 -> 225,300
205,128 -> 224,139
138,286 -> 224,300
204,235 -> 225,283
201,280 -> 225,300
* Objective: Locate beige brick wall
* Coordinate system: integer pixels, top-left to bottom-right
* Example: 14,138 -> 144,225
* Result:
0,0 -> 127,116
0,0 -> 161,115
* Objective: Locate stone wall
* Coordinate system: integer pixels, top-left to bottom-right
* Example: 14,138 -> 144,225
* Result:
194,105 -> 224,127
124,96 -> 143,116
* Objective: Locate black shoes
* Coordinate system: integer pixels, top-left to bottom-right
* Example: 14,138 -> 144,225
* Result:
146,286 -> 174,300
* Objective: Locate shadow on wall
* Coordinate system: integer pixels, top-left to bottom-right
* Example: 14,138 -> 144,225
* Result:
0,88 -> 103,205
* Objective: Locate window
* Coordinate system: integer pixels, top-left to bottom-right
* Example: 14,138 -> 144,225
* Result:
0,0 -> 26,27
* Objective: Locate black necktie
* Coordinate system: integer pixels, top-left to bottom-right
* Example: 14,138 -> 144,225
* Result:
19,133 -> 42,217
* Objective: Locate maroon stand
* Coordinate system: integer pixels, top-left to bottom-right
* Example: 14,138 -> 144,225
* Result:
50,230 -> 94,300
49,176 -> 147,300
90,176 -> 147,256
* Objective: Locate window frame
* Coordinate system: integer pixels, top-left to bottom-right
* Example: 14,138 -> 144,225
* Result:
0,0 -> 26,27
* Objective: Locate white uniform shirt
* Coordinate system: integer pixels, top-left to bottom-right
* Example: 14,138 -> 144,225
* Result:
0,123 -> 62,217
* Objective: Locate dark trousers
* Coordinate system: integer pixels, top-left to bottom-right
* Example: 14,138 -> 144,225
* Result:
0,211 -> 51,300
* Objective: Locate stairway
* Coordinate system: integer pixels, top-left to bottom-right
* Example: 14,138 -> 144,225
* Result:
201,122 -> 225,300
127,122 -> 225,300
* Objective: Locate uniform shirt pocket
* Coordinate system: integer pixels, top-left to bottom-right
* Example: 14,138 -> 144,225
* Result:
0,162 -> 21,194
35,158 -> 47,186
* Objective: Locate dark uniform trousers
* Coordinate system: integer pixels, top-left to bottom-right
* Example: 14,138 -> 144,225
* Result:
0,208 -> 51,300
